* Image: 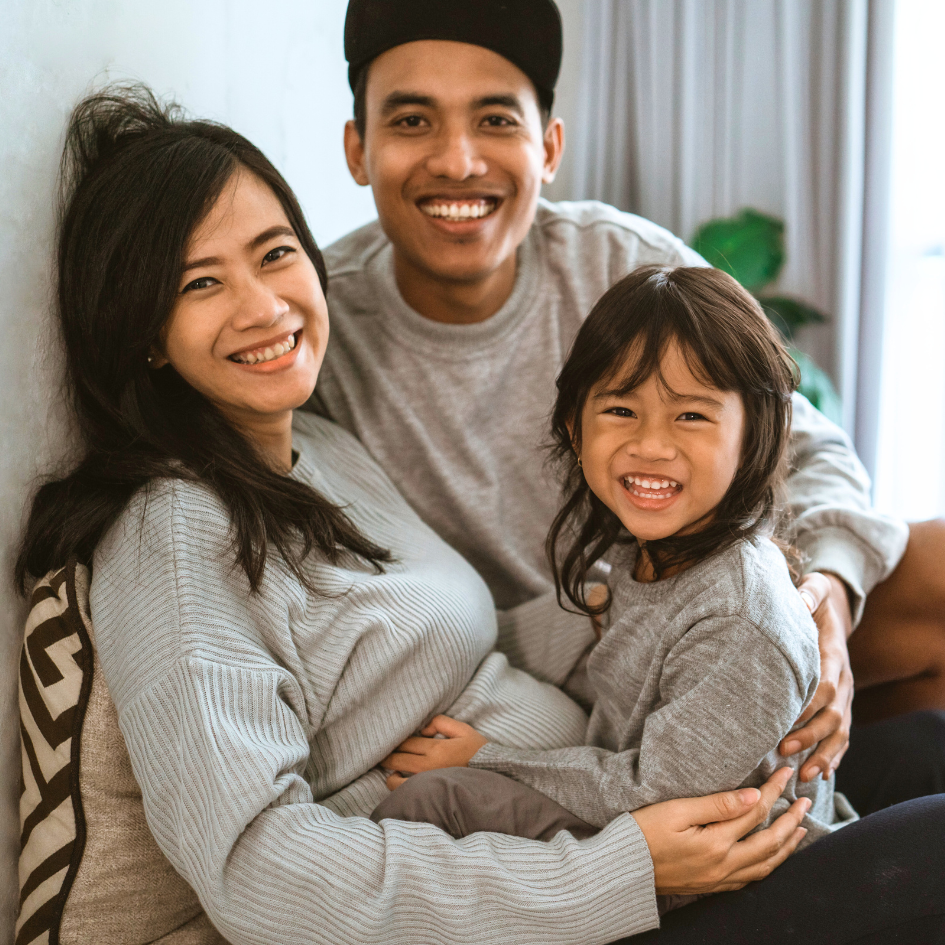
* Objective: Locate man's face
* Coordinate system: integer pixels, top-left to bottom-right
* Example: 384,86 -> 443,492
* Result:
344,40 -> 564,287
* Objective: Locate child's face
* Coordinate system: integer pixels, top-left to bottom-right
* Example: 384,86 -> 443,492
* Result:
577,342 -> 745,542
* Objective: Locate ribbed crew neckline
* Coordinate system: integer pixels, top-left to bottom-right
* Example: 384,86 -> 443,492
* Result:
365,227 -> 542,358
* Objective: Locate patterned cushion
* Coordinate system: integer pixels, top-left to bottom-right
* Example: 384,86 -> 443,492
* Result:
17,562 -> 227,945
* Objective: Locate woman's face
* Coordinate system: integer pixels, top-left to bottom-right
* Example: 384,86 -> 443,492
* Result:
157,169 -> 328,437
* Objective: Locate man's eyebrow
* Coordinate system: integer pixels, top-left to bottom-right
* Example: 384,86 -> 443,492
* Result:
474,94 -> 525,117
381,91 -> 436,115
181,226 -> 296,273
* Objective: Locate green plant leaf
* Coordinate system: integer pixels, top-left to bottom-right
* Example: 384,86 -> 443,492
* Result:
790,349 -> 843,425
690,209 -> 785,292
759,296 -> 827,341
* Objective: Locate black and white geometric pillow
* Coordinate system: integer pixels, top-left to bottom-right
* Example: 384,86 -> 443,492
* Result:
17,560 -> 92,945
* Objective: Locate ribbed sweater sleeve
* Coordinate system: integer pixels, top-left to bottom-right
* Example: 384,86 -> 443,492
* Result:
495,590 -> 596,686
91,478 -> 660,944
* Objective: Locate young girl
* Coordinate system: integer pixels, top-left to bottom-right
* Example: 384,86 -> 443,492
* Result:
372,266 -> 857,909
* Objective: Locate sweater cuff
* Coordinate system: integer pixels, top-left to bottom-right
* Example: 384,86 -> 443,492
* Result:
595,813 -> 661,935
796,523 -> 907,625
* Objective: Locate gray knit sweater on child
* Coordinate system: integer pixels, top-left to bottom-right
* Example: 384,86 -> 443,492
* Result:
470,537 -> 858,840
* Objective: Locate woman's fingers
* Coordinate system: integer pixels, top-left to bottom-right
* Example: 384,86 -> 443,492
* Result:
632,772 -> 806,897
385,771 -> 407,790
718,767 -> 795,839
721,823 -> 809,887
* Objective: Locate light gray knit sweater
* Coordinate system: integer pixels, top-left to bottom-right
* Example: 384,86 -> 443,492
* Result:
90,413 -> 661,945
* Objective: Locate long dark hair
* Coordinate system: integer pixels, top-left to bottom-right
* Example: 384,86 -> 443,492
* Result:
548,265 -> 799,616
16,84 -> 390,594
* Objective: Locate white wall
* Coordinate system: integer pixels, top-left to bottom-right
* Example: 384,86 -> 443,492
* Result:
0,0 -> 376,937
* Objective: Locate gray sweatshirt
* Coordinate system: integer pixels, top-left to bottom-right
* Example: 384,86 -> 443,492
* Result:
470,538 -> 858,841
311,199 -> 908,662
90,413 -> 662,945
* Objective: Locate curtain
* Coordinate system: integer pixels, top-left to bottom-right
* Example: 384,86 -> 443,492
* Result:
566,0 -> 890,474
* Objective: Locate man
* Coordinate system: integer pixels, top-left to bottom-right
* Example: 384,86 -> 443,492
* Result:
308,0 -> 945,807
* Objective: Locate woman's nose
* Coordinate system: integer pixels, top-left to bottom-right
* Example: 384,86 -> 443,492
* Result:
231,277 -> 289,331
425,126 -> 488,180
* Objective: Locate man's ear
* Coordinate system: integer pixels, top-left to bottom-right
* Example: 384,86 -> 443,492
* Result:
541,117 -> 565,185
343,120 -> 371,187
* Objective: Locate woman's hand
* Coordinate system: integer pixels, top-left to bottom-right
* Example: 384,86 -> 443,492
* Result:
382,716 -> 488,790
780,572 -> 854,781
631,767 -> 810,896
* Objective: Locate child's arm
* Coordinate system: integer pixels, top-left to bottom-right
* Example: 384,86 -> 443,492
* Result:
389,617 -> 818,828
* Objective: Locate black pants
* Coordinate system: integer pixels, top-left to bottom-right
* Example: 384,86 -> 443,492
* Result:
375,710 -> 945,944
625,710 -> 945,943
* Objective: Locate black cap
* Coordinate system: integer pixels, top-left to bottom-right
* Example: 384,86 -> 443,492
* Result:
344,0 -> 563,112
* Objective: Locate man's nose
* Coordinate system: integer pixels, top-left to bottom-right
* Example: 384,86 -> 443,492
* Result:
425,126 -> 488,180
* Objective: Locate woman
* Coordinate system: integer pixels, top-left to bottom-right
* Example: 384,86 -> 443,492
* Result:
16,85 -> 945,945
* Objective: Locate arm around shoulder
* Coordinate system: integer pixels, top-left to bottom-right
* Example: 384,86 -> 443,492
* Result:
787,393 -> 909,621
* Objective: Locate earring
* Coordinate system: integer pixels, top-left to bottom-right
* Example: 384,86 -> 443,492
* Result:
576,456 -> 582,467
147,354 -> 154,365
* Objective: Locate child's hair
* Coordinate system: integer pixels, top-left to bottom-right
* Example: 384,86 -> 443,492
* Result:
547,265 -> 800,615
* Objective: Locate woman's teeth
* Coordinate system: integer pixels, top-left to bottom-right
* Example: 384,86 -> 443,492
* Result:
231,333 -> 297,365
624,476 -> 680,498
421,199 -> 497,220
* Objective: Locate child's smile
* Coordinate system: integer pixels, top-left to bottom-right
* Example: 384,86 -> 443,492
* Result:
577,342 -> 745,546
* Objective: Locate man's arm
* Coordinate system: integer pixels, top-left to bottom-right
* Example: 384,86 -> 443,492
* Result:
788,392 -> 909,622
782,394 -> 909,779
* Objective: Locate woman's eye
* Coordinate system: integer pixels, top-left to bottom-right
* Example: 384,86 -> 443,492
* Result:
181,276 -> 219,293
262,246 -> 295,265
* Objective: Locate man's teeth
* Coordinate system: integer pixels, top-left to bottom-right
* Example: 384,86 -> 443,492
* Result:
624,476 -> 680,498
421,200 -> 496,220
232,333 -> 297,364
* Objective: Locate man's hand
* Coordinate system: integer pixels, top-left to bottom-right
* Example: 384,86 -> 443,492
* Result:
632,767 -> 810,895
382,716 -> 488,790
779,571 -> 854,781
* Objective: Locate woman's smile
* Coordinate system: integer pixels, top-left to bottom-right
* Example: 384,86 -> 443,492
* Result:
228,328 -> 302,369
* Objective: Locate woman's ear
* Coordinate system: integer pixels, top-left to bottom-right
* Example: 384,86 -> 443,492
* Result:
148,349 -> 168,369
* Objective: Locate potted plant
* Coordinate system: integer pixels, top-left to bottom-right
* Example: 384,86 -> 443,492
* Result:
691,209 -> 842,424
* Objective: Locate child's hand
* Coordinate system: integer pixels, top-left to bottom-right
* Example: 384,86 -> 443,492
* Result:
382,716 -> 488,788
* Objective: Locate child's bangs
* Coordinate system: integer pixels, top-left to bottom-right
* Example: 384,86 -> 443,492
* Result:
600,320 -> 730,402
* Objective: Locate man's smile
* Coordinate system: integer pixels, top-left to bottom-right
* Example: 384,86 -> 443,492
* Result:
417,196 -> 500,222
